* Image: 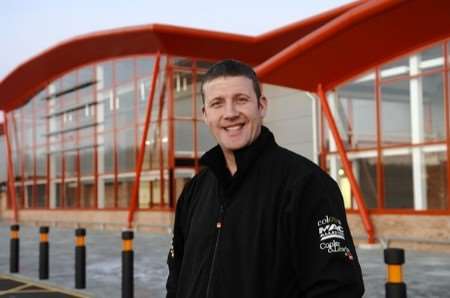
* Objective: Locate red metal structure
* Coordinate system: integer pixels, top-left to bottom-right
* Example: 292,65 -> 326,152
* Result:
0,0 -> 449,242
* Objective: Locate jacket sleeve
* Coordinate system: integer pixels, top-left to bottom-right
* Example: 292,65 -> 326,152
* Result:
166,177 -> 196,298
284,170 -> 365,298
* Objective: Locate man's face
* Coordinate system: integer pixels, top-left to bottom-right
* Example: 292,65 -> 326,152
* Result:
202,76 -> 267,154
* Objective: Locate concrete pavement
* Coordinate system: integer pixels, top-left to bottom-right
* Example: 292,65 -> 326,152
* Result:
1,223 -> 449,298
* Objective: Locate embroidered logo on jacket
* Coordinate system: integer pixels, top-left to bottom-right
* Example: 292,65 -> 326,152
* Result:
317,215 -> 345,241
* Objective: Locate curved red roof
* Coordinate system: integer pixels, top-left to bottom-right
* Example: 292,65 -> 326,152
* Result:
2,0 -> 450,111
0,0 -> 359,112
256,0 -> 450,92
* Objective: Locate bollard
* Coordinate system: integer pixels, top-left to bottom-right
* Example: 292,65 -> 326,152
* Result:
39,226 -> 50,280
10,224 -> 20,273
384,248 -> 407,298
75,228 -> 86,289
122,230 -> 134,298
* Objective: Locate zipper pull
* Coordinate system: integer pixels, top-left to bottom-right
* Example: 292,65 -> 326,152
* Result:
216,205 -> 224,229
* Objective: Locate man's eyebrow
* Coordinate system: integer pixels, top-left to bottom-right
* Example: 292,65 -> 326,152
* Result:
233,93 -> 251,98
207,96 -> 225,103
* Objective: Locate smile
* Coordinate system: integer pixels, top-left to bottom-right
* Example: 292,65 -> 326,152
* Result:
224,123 -> 245,131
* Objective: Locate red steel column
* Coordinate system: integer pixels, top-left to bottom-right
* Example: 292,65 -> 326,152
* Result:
4,114 -> 18,222
112,61 -> 119,208
375,68 -> 385,209
157,75 -> 167,208
93,65 -> 99,209
192,62 -> 199,173
75,71 -> 81,208
443,41 -> 450,210
317,85 -> 375,243
127,53 -> 160,228
167,60 -> 176,209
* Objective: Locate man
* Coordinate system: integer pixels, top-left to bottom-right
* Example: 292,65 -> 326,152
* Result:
166,60 -> 364,298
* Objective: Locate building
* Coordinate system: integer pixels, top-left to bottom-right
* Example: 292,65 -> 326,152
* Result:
0,0 -> 449,249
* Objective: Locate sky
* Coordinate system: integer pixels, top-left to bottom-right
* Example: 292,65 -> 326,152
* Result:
1,0 -> 353,80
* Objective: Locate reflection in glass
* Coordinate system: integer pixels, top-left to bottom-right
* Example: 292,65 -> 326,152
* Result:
381,80 -> 411,145
103,133 -> 114,174
421,45 -> 443,60
355,158 -> 378,208
425,151 -> 448,210
174,72 -> 193,117
81,180 -> 95,208
65,181 -> 77,208
137,57 -> 154,78
117,128 -> 136,172
115,59 -> 134,84
175,120 -> 193,153
384,154 -> 414,208
80,148 -> 94,176
104,181 -> 115,208
117,179 -> 133,208
35,184 -> 47,208
116,86 -> 135,128
422,74 -> 445,141
381,57 -> 409,80
337,75 -> 376,149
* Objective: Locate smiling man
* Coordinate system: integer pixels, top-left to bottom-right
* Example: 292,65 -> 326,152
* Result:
166,60 -> 364,298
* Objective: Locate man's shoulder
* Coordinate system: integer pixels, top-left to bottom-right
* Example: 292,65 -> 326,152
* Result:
269,145 -> 336,187
270,145 -> 319,172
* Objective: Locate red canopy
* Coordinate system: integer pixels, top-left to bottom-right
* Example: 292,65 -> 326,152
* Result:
1,0 -> 449,111
256,0 -> 450,92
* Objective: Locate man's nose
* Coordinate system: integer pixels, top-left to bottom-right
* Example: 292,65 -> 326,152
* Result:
223,102 -> 239,119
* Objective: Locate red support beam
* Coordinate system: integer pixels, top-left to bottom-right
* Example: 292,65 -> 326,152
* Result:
375,68 -> 385,209
192,62 -> 199,173
3,114 -> 18,223
317,84 -> 375,244
127,53 -> 161,228
443,41 -> 450,210
167,60 -> 176,209
112,61 -> 119,208
93,65 -> 99,209
157,75 -> 167,209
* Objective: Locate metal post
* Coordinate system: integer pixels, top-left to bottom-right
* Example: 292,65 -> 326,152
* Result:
75,228 -> 86,289
317,84 -> 376,243
384,248 -> 407,298
10,224 -> 19,273
122,230 -> 134,298
39,226 -> 50,279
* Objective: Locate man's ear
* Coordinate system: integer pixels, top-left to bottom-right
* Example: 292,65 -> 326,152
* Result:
258,96 -> 268,118
202,106 -> 207,123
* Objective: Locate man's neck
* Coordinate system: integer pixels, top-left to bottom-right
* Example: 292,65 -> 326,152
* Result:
222,149 -> 237,176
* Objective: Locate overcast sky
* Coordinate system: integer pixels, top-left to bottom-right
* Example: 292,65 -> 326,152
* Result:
1,0 -> 353,80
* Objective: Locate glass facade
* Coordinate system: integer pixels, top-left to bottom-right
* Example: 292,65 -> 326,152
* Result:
1,38 -> 449,215
325,39 -> 450,212
1,55 -> 217,210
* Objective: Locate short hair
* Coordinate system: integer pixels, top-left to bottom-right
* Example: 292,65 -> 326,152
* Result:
200,59 -> 262,104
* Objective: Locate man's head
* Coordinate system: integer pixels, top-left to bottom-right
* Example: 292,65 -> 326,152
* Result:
201,60 -> 267,155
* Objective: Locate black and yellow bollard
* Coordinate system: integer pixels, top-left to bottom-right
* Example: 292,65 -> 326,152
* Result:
10,224 -> 20,273
384,248 -> 407,298
122,230 -> 134,298
39,226 -> 50,280
75,228 -> 86,289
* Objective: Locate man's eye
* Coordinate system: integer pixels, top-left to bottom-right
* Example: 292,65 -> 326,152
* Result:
210,101 -> 221,108
237,97 -> 248,103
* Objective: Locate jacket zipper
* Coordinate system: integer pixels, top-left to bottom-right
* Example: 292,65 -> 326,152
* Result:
206,204 -> 224,298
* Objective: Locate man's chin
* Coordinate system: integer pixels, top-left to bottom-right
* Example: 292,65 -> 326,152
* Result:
220,142 -> 246,153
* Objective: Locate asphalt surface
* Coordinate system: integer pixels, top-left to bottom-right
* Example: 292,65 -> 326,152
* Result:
0,223 -> 449,298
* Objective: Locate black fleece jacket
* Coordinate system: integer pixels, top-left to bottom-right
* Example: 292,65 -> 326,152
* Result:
166,126 -> 364,298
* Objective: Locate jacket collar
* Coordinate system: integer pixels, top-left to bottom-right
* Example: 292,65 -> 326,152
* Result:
200,126 -> 276,194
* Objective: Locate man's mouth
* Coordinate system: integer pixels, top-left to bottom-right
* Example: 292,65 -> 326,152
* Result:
224,123 -> 245,131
